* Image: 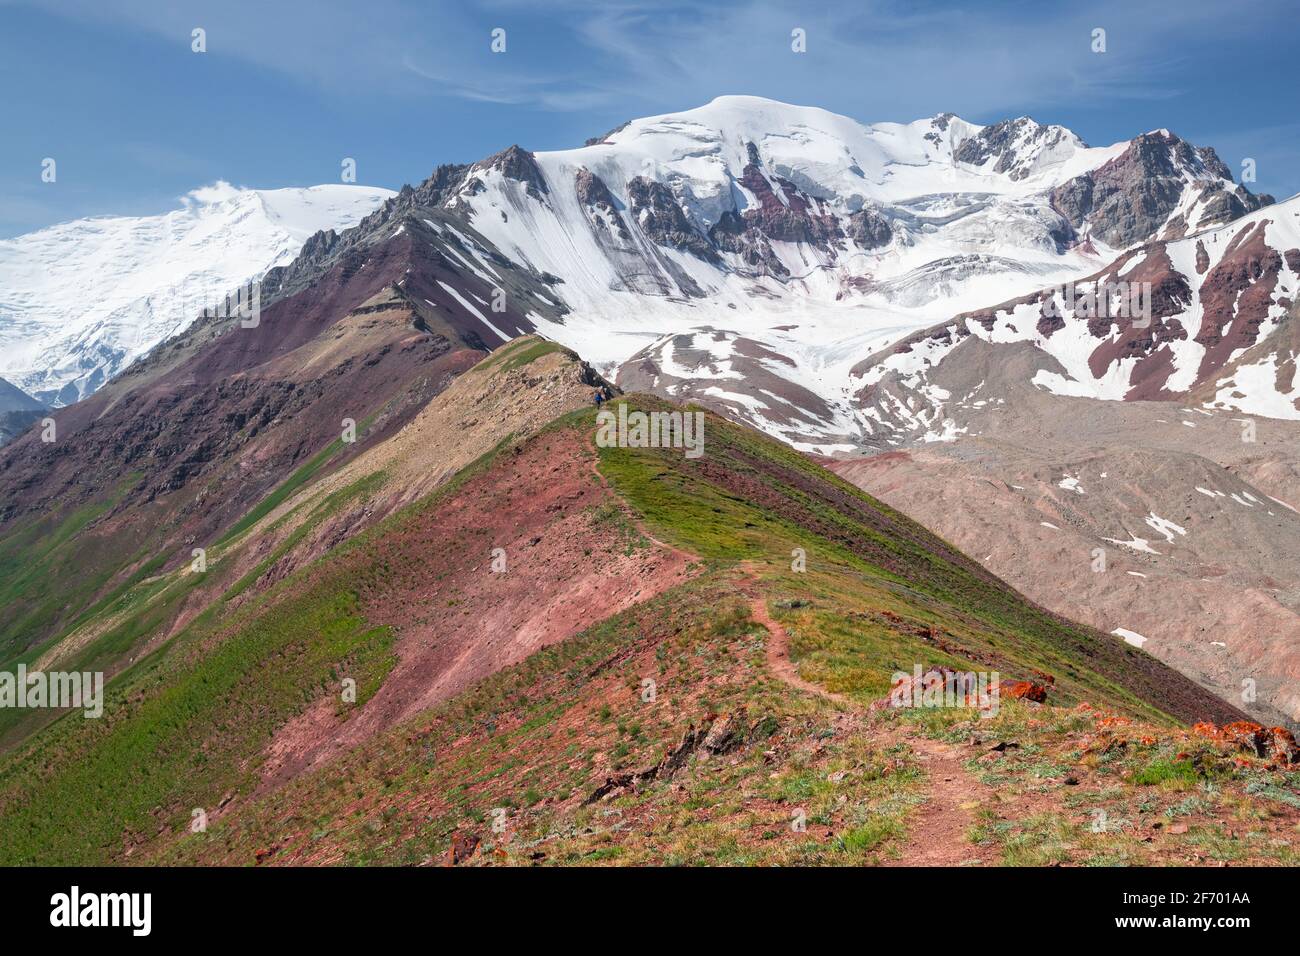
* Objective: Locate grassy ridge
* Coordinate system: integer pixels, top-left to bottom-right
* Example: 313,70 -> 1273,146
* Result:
0,393 -> 1224,865
0,434 -> 518,865
594,399 -> 1190,722
147,410 -> 1228,866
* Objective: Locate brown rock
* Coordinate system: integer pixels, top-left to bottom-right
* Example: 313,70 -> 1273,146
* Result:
1000,680 -> 1049,703
449,830 -> 481,865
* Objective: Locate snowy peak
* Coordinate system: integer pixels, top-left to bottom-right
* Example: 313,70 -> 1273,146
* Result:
851,195 -> 1300,445
950,116 -> 1091,182
545,97 -> 1107,217
315,94 -> 1280,453
1050,129 -> 1273,249
0,182 -> 394,405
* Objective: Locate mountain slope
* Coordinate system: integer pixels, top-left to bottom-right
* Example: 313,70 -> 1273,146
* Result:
852,198 -> 1300,444
0,341 -> 1251,865
0,377 -> 44,446
0,182 -> 394,405
389,95 -> 1269,450
0,203 -> 520,683
2,97 -> 1276,449
831,368 -> 1300,728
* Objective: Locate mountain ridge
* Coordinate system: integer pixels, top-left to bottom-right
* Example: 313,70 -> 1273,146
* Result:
0,182 -> 395,406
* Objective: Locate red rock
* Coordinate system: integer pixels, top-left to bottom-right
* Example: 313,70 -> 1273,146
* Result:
448,830 -> 481,865
1265,726 -> 1300,765
1000,680 -> 1049,703
1191,721 -> 1223,740
254,844 -> 281,865
1220,721 -> 1267,756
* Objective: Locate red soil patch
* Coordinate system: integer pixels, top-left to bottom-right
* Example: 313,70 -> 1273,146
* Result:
255,431 -> 694,792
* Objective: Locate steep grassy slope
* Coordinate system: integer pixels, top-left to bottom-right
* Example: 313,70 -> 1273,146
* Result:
0,370 -> 1259,866
0,193 -> 576,677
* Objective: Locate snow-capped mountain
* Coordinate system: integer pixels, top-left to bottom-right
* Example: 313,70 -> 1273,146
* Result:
855,196 -> 1300,445
6,96 -> 1279,450
402,95 -> 1272,450
0,182 -> 394,405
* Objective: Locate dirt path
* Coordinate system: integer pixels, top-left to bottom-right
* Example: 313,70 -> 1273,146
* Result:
882,733 -> 998,867
748,595 -> 856,709
588,470 -> 999,866
740,573 -> 997,866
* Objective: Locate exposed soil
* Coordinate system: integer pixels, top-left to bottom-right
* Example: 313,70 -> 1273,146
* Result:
882,734 -> 997,867
832,376 -> 1300,729
255,430 -> 694,793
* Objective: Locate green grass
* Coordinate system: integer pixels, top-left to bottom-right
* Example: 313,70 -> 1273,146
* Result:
592,397 -> 1188,723
473,335 -> 575,375
0,427 -> 529,864
0,581 -> 394,865
215,437 -> 346,547
0,496 -> 133,661
0,395 -> 1228,866
1132,757 -> 1204,789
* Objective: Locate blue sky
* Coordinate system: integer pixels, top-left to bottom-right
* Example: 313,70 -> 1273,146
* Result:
2,0 -> 1298,237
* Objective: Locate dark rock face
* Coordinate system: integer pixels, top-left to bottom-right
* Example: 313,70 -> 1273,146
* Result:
953,118 -> 1074,181
1197,181 -> 1276,231
1193,219 -> 1283,381
1050,131 -> 1272,248
709,210 -> 788,276
1194,145 -> 1235,181
1196,240 -> 1211,275
583,120 -> 630,147
706,143 -> 860,275
411,162 -> 472,207
477,145 -> 549,199
955,118 -> 1025,169
574,167 -> 617,212
734,151 -> 840,246
574,168 -> 630,242
923,112 -> 955,147
847,205 -> 893,249
626,176 -> 718,261
1083,244 -> 1194,399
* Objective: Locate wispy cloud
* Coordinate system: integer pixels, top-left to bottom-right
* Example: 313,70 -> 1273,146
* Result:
17,0 -> 1295,122
5,0 -> 1298,229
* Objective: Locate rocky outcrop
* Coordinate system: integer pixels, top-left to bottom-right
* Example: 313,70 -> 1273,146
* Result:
574,168 -> 629,241
1193,721 -> 1300,765
448,831 -> 480,865
847,205 -> 893,249
476,145 -> 549,199
1050,131 -> 1272,248
583,711 -> 762,805
1197,180 -> 1273,231
1193,219 -> 1282,380
626,176 -> 718,262
954,117 -> 1077,181
583,120 -> 630,147
706,143 -> 855,275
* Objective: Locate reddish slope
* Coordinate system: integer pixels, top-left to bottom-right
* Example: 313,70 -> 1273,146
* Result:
254,428 -> 694,790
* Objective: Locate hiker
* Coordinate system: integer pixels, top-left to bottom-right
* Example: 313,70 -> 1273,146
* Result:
593,389 -> 604,407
